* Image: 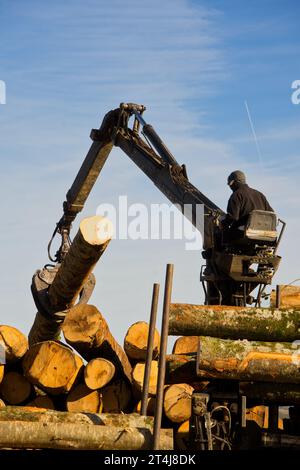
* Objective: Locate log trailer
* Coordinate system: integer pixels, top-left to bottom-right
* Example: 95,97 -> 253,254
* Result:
33,103 -> 298,451
47,102 -> 284,308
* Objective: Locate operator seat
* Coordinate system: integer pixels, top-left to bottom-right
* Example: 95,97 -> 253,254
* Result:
233,210 -> 278,246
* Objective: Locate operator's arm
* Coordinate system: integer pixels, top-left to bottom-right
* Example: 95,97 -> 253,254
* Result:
221,192 -> 241,228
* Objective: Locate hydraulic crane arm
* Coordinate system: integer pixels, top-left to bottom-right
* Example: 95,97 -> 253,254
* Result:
49,103 -> 224,262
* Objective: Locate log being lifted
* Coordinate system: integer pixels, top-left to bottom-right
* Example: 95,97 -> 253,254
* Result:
29,215 -> 113,344
169,304 -> 300,342
165,336 -> 300,384
62,304 -> 132,383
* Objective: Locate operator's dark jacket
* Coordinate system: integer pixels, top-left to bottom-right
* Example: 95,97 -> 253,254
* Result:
224,183 -> 274,229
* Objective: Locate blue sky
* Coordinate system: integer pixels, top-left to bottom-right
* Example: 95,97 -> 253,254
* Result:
0,0 -> 300,344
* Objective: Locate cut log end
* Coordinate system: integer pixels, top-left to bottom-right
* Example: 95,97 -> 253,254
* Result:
0,325 -> 28,362
80,215 -> 113,245
132,361 -> 158,396
84,358 -> 115,390
66,383 -> 103,413
163,384 -> 194,423
23,341 -> 77,394
0,372 -> 32,405
124,321 -> 160,361
101,380 -> 131,413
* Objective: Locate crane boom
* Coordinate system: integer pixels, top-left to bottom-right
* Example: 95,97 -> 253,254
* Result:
51,103 -> 223,262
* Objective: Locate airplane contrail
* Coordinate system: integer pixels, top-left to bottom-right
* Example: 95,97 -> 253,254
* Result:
244,100 -> 263,167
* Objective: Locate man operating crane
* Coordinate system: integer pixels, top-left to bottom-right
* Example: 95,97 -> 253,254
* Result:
221,170 -> 274,241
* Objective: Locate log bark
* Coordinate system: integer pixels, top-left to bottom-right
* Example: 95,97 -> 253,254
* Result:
271,285 -> 300,308
0,372 -> 32,405
197,336 -> 300,383
66,383 -> 103,413
169,304 -> 300,342
132,361 -> 158,396
172,336 -> 199,355
49,215 -> 113,310
0,325 -> 28,362
22,341 -> 77,394
0,407 -> 156,428
124,321 -> 160,361
0,421 -> 173,450
84,358 -> 115,390
239,382 -> 300,405
165,337 -> 300,384
101,380 -> 131,413
163,384 -> 194,423
29,215 -> 112,344
62,304 -> 132,383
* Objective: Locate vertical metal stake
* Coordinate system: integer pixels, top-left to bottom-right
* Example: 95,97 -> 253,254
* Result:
153,264 -> 174,450
276,285 -> 281,308
141,283 -> 160,416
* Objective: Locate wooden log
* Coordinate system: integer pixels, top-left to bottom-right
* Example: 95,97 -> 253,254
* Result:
101,380 -> 131,413
0,372 -> 32,405
0,325 -> 28,362
132,361 -> 158,396
239,382 -> 300,405
271,285 -> 300,308
165,354 -> 197,384
175,420 -> 189,450
246,405 -> 268,428
0,407 -> 156,428
0,421 -> 173,450
169,304 -> 300,342
22,341 -> 77,395
49,215 -> 113,310
166,335 -> 300,384
124,321 -> 160,361
65,354 -> 84,392
172,336 -> 198,354
62,304 -> 132,383
0,399 -> 5,408
66,383 -> 103,413
26,395 -> 55,410
29,215 -> 113,344
84,358 -> 115,390
163,384 -> 194,423
135,397 -> 156,416
196,336 -> 300,383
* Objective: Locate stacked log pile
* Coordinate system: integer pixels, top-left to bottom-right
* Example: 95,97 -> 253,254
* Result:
167,303 -> 300,446
1,212 -> 299,450
0,319 -> 174,449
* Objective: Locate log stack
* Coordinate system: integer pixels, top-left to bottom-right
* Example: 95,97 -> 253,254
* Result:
2,210 -> 300,450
